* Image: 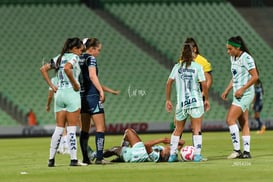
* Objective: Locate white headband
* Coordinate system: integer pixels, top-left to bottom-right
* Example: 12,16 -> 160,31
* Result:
82,38 -> 88,45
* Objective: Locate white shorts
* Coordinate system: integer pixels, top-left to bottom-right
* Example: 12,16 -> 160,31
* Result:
175,105 -> 204,121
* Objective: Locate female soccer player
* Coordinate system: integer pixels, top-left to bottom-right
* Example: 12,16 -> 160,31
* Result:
46,76 -> 69,155
166,43 -> 210,162
221,36 -> 258,159
79,38 -> 119,165
102,128 -> 185,162
40,37 -> 86,167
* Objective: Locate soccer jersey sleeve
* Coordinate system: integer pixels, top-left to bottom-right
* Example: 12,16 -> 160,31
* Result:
86,55 -> 97,67
243,54 -> 255,70
195,54 -> 212,72
168,64 -> 179,80
67,54 -> 79,67
49,55 -> 59,69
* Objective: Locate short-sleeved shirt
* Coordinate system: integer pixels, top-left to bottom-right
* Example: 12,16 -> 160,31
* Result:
79,53 -> 99,96
194,54 -> 212,73
230,52 -> 255,95
169,62 -> 205,109
51,53 -> 81,90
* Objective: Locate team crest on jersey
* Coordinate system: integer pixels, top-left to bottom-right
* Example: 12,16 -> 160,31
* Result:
61,60 -> 67,64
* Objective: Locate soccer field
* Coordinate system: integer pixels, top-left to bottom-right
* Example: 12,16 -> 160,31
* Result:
1,131 -> 273,182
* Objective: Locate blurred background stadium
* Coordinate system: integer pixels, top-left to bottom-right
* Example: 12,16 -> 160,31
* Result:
0,0 -> 272,136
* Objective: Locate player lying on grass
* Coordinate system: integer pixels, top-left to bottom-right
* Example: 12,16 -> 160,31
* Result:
89,128 -> 185,162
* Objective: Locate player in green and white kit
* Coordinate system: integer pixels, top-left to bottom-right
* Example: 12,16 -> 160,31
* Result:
101,128 -> 185,162
40,38 -> 86,167
221,36 -> 259,159
166,43 -> 210,162
46,76 -> 70,155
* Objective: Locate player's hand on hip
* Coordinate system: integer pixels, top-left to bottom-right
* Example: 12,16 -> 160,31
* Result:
73,83 -> 80,91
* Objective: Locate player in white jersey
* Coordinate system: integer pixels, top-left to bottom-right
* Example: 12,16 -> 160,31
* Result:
46,76 -> 69,155
40,37 -> 87,167
221,36 -> 259,159
101,128 -> 185,162
166,43 -> 210,162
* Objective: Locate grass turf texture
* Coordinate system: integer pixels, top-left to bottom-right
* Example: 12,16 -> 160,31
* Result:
1,131 -> 273,182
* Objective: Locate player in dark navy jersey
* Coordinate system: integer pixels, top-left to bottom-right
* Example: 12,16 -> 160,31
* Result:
79,38 -> 120,164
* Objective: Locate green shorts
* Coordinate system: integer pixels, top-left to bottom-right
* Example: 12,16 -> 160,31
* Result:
232,92 -> 254,112
54,87 -> 81,112
175,105 -> 204,121
121,142 -> 149,162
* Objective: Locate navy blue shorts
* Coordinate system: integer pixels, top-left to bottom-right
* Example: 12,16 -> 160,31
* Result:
253,102 -> 263,112
81,94 -> 104,115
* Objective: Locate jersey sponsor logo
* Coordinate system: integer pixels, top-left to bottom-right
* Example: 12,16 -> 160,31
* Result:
181,98 -> 197,107
178,67 -> 196,74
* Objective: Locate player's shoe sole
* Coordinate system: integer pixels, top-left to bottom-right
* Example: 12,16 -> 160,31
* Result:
70,160 -> 88,166
227,150 -> 242,159
95,159 -> 112,165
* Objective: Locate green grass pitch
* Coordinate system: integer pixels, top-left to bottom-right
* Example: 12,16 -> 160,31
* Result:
1,130 -> 273,182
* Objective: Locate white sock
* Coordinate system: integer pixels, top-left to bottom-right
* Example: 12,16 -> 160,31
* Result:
63,135 -> 69,149
170,135 -> 180,155
193,135 -> 202,155
49,127 -> 64,159
67,126 -> 77,160
242,135 -> 250,152
229,124 -> 240,151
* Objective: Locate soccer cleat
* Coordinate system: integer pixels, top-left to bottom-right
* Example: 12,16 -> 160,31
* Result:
242,151 -> 251,159
70,160 -> 88,166
168,154 -> 178,162
48,159 -> 55,167
95,159 -> 111,165
257,125 -> 266,134
193,154 -> 203,162
82,159 -> 92,165
103,146 -> 122,158
259,125 -> 266,134
227,150 -> 242,159
87,146 -> 96,161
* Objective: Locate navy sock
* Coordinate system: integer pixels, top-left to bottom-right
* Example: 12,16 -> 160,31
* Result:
255,118 -> 262,129
95,132 -> 105,160
80,131 -> 89,161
